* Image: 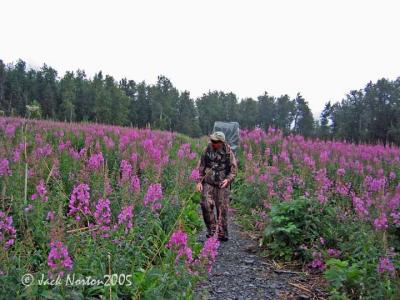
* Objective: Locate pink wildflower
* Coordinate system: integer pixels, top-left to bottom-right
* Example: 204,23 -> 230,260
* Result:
47,240 -> 73,278
377,257 -> 396,276
0,211 -> 17,249
116,205 -> 134,234
189,168 -> 200,182
144,183 -> 163,211
198,236 -> 220,273
87,152 -> 104,170
68,183 -> 91,221
0,159 -> 11,177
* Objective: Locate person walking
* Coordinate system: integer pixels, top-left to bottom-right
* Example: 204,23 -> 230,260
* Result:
196,131 -> 237,241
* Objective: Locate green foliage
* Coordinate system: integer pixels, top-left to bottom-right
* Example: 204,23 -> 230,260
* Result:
324,259 -> 363,298
262,197 -> 336,261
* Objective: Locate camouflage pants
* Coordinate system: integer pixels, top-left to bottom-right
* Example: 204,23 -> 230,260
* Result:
200,183 -> 229,238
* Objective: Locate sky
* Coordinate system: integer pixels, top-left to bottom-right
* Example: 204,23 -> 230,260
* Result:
1,0 -> 400,117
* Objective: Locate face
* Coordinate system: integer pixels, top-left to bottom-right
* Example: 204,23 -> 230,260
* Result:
211,140 -> 222,150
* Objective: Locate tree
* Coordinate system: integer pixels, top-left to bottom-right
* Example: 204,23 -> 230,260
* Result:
293,93 -> 314,137
136,81 -> 152,127
238,98 -> 258,129
2,58 -> 400,143
176,91 -> 201,136
59,71 -> 76,122
148,75 -> 180,131
119,78 -> 137,126
105,75 -> 129,125
275,94 -> 295,134
319,101 -> 332,140
4,59 -> 29,116
36,64 -> 58,118
257,92 -> 275,131
0,60 -> 5,112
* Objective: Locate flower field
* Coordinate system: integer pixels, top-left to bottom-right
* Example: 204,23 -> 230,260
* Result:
0,117 -> 216,299
1,116 -> 400,299
234,127 -> 400,298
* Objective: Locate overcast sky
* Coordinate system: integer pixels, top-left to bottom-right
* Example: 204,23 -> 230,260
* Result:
1,0 -> 399,117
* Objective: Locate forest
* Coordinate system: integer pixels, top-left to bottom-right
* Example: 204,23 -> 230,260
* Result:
1,59 -> 399,144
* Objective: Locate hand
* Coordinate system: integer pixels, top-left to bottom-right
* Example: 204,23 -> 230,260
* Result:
196,182 -> 203,192
219,179 -> 229,189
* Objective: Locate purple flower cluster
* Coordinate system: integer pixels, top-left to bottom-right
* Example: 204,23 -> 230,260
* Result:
197,236 -> 220,273
336,168 -> 346,177
0,211 -> 17,249
144,183 -> 163,211
130,152 -> 138,163
377,257 -> 396,276
33,144 -> 52,159
373,213 -> 389,230
103,135 -> 115,149
177,143 -> 196,160
31,179 -> 48,202
309,251 -> 325,270
0,159 -> 11,177
47,240 -> 73,278
58,140 -> 72,152
166,229 -> 193,264
5,124 -> 16,138
352,195 -> 369,217
46,211 -> 55,221
130,175 -> 141,193
93,198 -> 111,237
314,168 -> 332,204
119,160 -> 132,185
68,183 -> 91,221
12,142 -> 26,162
327,248 -> 341,257
87,152 -> 104,170
116,205 -> 134,234
189,168 -> 200,182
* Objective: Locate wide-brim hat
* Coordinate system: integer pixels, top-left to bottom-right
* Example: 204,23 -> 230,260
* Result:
210,131 -> 225,142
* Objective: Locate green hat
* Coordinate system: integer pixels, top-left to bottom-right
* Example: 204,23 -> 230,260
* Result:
210,131 -> 225,142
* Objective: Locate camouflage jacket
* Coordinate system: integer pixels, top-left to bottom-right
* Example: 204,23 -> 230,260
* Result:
196,142 -> 237,186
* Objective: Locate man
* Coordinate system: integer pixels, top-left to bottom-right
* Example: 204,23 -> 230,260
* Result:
196,131 -> 237,241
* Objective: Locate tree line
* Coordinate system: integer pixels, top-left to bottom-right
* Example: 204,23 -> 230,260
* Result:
0,59 -> 399,144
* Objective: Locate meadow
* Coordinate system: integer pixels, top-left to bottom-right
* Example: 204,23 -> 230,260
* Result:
0,117 -> 215,299
0,117 -> 399,299
234,127 -> 400,299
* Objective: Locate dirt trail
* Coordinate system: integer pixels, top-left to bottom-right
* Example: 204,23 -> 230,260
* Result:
194,209 -> 327,300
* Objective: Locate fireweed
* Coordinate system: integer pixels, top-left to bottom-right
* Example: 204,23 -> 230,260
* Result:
195,236 -> 220,274
0,159 -> 11,177
115,205 -> 134,234
68,183 -> 91,221
47,240 -> 73,278
189,168 -> 200,182
0,118 -> 200,297
144,183 -> 163,211
91,198 -> 111,237
166,229 -> 220,275
130,175 -> 141,193
31,179 -> 49,203
119,159 -> 133,185
87,152 -> 104,171
0,211 -> 16,250
238,127 -> 400,297
166,230 -> 193,265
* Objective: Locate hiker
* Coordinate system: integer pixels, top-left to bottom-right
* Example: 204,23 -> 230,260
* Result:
196,131 -> 238,241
